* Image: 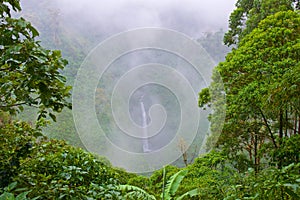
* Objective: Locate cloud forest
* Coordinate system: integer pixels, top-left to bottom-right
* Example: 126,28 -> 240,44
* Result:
1,0 -> 300,199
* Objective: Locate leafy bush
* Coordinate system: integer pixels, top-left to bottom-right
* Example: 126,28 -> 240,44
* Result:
0,121 -> 39,188
0,121 -> 132,199
149,165 -> 179,198
177,150 -> 235,199
118,169 -> 198,200
271,135 -> 300,167
225,163 -> 300,200
14,140 -> 116,199
0,182 -> 37,200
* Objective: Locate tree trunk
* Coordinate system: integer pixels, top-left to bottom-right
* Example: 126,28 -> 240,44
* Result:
254,132 -> 259,173
279,110 -> 283,142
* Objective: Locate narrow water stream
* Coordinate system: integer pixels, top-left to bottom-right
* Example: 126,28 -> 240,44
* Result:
140,100 -> 151,153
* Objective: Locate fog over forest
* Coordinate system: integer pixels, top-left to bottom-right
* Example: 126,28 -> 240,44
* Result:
16,1 -> 236,163
21,0 -> 236,41
2,0 -> 300,198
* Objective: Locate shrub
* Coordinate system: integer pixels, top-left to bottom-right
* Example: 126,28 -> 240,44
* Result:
0,121 -> 39,188
0,121 -> 130,199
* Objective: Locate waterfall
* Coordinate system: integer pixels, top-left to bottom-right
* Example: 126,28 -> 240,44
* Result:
140,99 -> 151,153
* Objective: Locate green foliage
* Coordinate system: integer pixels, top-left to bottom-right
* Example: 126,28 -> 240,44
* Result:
224,0 -> 298,45
262,135 -> 300,167
1,1 -> 299,200
203,10 -> 300,171
0,182 -> 37,200
0,0 -> 71,120
0,120 -> 133,199
14,140 -> 121,199
162,169 -> 188,200
0,191 -> 31,200
126,174 -> 152,193
176,189 -> 198,200
197,6 -> 300,199
117,151 -> 298,200
149,165 -> 179,198
0,0 -> 21,17
179,151 -> 234,199
198,87 -> 211,109
0,121 -> 40,188
0,111 -> 12,126
119,169 -> 199,200
225,163 -> 300,199
118,185 -> 156,200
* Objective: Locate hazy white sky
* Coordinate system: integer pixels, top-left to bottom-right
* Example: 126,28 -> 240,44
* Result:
54,0 -> 237,37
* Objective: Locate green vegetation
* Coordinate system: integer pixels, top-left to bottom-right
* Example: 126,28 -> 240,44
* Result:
0,0 -> 71,121
203,10 -> 300,172
1,0 -> 299,199
224,0 -> 300,45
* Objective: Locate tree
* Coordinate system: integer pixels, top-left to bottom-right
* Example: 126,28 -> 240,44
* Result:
200,10 -> 300,170
0,0 -> 71,121
224,0 -> 299,46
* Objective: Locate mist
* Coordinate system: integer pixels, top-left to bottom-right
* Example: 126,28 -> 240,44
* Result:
19,0 -> 235,172
22,0 -> 236,40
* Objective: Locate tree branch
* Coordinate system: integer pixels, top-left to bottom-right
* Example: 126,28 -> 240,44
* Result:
0,102 -> 27,108
258,108 -> 278,148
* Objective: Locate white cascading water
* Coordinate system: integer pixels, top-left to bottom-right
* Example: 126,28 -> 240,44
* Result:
140,99 -> 151,153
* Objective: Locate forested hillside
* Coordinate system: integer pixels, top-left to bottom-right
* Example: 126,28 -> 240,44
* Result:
1,0 -> 299,199
15,0 -> 232,155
